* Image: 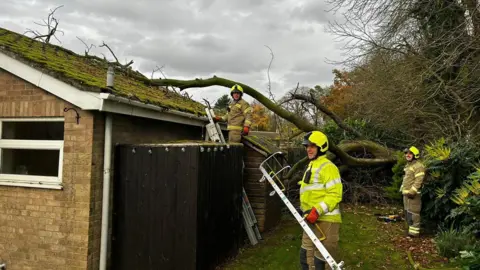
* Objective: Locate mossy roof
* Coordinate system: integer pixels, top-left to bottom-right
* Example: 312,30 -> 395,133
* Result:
0,27 -> 206,115
243,135 -> 283,156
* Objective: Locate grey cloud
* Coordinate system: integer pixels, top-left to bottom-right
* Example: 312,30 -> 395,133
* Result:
0,0 -> 346,105
283,69 -> 333,88
187,34 -> 228,53
290,1 -> 336,24
127,33 -> 266,75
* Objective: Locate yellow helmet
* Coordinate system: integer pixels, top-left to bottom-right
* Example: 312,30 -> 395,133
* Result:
302,131 -> 329,153
231,84 -> 244,95
404,146 -> 420,159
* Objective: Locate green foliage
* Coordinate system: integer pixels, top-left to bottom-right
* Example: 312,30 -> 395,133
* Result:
435,226 -> 476,258
384,151 -> 407,201
459,247 -> 480,269
322,118 -> 403,203
421,139 -> 480,232
424,138 -> 452,161
214,94 -> 231,110
322,118 -> 408,149
447,170 -> 480,237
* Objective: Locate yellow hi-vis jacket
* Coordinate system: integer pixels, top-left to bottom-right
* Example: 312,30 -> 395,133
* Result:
299,155 -> 343,223
221,99 -> 252,131
401,160 -> 426,194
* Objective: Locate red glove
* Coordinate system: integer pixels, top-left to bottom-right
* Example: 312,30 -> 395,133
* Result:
242,126 -> 250,136
304,207 -> 319,224
212,116 -> 222,123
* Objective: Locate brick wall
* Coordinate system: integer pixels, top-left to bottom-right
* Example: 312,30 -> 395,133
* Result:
0,68 -> 95,269
0,68 -> 206,270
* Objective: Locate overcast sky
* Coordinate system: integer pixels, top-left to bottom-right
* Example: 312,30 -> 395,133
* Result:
0,0 -> 346,104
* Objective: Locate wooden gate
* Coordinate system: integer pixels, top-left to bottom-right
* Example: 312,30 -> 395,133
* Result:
111,143 -> 244,270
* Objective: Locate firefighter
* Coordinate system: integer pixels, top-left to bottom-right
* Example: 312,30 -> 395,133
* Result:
299,131 -> 343,270
400,146 -> 426,237
214,84 -> 252,143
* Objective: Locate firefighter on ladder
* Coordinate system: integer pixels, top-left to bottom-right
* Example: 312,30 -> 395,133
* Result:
401,146 -> 426,237
213,84 -> 252,143
299,131 -> 343,270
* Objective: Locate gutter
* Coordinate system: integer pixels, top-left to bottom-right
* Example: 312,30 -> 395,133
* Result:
99,93 -> 210,126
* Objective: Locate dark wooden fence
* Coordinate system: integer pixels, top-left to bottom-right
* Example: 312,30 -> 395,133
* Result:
111,143 -> 244,270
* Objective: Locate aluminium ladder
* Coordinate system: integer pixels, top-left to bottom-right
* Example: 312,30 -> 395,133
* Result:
259,152 -> 345,270
203,101 -> 262,245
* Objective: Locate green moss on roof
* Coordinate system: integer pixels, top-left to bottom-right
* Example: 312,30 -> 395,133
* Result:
0,27 -> 206,115
243,135 -> 283,155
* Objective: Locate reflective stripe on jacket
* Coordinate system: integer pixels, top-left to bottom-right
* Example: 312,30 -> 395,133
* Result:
299,155 -> 343,223
401,160 -> 426,193
221,99 -> 252,130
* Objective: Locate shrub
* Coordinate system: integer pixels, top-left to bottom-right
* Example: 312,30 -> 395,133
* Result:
435,226 -> 475,258
421,139 -> 480,232
459,247 -> 480,269
384,151 -> 407,202
322,118 -> 406,148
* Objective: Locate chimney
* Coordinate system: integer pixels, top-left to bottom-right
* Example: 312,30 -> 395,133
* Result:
107,66 -> 114,88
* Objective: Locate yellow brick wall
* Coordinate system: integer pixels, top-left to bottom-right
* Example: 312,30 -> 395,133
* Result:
0,68 -> 94,270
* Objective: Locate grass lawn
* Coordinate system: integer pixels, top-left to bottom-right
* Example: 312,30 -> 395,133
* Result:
219,204 -> 460,270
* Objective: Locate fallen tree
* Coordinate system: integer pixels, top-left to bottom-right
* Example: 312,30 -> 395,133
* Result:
147,76 -> 397,179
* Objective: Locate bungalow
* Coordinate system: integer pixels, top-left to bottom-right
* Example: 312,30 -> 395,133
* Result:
0,26 -> 285,270
0,27 -> 212,270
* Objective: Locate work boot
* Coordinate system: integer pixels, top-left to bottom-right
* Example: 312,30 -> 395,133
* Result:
314,257 -> 326,270
300,248 -> 309,270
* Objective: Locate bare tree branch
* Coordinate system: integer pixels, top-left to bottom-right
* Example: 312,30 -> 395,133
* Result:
99,41 -> 134,68
265,45 -> 275,101
151,65 -> 164,80
76,36 -> 96,55
24,5 -> 64,44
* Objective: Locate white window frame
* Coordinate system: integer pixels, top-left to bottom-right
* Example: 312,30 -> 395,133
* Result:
0,117 -> 64,190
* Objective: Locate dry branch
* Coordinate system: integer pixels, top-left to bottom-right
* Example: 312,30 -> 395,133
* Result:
24,5 -> 64,44
76,36 -> 96,55
100,42 -> 134,68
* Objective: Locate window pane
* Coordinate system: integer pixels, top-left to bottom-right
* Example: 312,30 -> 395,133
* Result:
1,149 -> 60,177
1,121 -> 64,140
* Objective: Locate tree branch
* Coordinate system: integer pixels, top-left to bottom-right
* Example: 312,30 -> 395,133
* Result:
284,156 -> 309,181
265,45 -> 275,101
152,76 -> 397,172
76,36 -> 96,56
24,5 -> 64,44
292,92 -> 364,138
100,42 -> 134,68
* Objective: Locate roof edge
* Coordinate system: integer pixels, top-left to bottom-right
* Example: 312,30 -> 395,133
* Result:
0,51 -> 102,110
100,93 -> 211,127
0,51 -> 217,128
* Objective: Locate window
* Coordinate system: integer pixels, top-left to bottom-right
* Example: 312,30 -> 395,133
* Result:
0,118 -> 64,189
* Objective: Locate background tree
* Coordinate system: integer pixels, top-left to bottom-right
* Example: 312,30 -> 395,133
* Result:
214,94 -> 231,110
321,69 -> 355,120
250,101 -> 272,131
326,0 -> 480,144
